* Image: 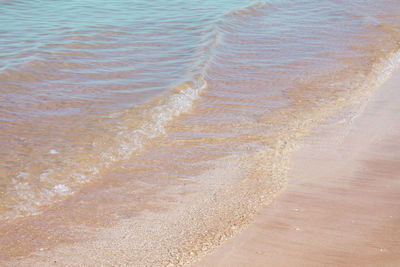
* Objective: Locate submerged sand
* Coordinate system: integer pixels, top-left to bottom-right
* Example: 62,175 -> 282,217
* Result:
3,70 -> 400,267
2,69 -> 400,267
195,70 -> 400,266
3,71 -> 400,267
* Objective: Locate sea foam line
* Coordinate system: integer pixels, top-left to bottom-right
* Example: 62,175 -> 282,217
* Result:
4,77 -> 208,224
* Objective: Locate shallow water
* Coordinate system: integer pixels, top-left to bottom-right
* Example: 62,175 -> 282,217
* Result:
1,0 -> 248,221
1,0 -> 400,265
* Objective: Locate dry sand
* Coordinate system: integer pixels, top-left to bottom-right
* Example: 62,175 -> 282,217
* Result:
194,70 -> 400,267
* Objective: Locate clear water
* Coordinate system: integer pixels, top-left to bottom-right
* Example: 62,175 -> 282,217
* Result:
1,0 -> 400,264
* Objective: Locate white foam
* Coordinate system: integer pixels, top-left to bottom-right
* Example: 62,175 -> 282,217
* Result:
48,149 -> 59,154
71,172 -> 87,184
109,78 -> 207,164
53,184 -> 71,195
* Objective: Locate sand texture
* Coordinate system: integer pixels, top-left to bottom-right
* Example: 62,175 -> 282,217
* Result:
195,70 -> 400,267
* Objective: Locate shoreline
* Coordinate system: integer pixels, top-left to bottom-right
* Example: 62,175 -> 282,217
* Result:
1,2 -> 400,266
2,68 -> 400,267
194,69 -> 400,266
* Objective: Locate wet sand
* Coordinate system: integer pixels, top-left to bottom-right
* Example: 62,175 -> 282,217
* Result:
195,70 -> 400,266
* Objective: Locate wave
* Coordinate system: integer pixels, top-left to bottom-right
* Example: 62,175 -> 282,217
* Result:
224,1 -> 267,18
1,3 -> 226,223
3,0 -> 400,228
2,75 -> 208,223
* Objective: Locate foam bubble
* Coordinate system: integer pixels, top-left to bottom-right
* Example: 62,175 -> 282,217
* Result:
53,184 -> 71,195
48,149 -> 59,154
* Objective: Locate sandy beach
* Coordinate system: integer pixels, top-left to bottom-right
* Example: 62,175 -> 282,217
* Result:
195,69 -> 400,266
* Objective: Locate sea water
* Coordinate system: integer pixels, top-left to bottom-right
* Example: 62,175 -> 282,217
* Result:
1,0 -> 400,265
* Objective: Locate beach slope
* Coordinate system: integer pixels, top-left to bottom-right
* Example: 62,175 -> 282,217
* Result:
195,70 -> 400,266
